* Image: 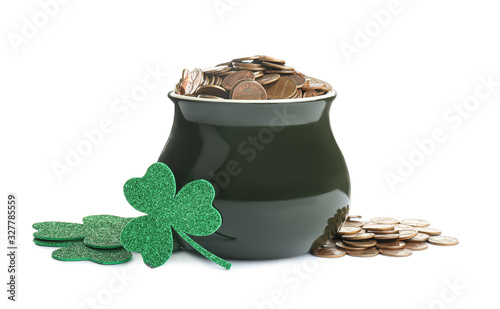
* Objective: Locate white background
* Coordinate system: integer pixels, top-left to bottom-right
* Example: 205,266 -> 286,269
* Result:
1,0 -> 499,308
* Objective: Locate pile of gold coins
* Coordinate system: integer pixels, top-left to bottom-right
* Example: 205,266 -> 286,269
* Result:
174,55 -> 332,100
312,216 -> 459,258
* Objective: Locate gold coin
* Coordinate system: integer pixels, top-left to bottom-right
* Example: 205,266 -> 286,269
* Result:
293,88 -> 303,98
288,73 -> 307,88
362,224 -> 395,231
428,236 -> 459,246
394,224 -> 416,231
218,70 -> 237,76
233,65 -> 266,71
342,232 -> 375,241
376,240 -> 406,250
317,80 -> 333,92
253,71 -> 264,79
230,80 -> 267,100
379,248 -> 412,257
204,75 -> 212,86
400,219 -> 430,227
231,62 -> 264,69
374,233 -> 400,240
264,76 -> 297,99
343,239 -> 377,248
262,61 -> 295,71
335,241 -> 368,251
264,70 -> 295,74
255,74 -> 281,85
221,70 -> 255,91
404,242 -> 428,251
321,239 -> 337,248
229,78 -> 256,97
195,85 -> 228,98
347,215 -> 362,219
366,229 -> 399,234
346,247 -> 379,257
257,55 -> 286,64
338,226 -> 362,235
231,56 -> 259,62
303,89 -> 318,97
180,71 -> 193,94
211,75 -> 218,85
342,220 -> 364,228
189,68 -> 204,93
312,246 -> 346,258
197,94 -> 224,99
182,68 -> 190,79
415,227 -> 442,236
398,229 -> 419,240
202,65 -> 231,75
406,233 -> 429,242
370,217 -> 399,225
300,79 -> 310,88
301,76 -> 327,90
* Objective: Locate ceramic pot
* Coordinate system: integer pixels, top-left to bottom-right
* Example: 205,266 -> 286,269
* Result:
158,91 -> 350,259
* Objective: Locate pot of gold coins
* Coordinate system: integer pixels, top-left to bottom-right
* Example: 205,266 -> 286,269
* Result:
158,55 -> 350,259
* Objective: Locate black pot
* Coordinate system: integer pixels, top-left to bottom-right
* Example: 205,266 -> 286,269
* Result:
158,91 -> 350,259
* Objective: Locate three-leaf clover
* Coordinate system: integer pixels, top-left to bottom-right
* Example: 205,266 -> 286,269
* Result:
33,238 -> 132,265
120,162 -> 231,269
33,215 -> 136,265
51,243 -> 132,265
33,215 -> 133,249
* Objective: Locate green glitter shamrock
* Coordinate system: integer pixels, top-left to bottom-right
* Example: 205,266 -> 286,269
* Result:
120,162 -> 231,269
33,239 -> 132,265
33,238 -> 84,247
51,243 -> 133,265
33,215 -> 134,249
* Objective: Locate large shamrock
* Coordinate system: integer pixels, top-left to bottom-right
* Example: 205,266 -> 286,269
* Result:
120,162 -> 231,269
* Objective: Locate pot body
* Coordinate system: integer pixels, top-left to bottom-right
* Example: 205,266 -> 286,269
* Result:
159,92 -> 350,259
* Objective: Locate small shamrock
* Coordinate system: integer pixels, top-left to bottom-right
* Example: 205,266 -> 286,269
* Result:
33,239 -> 132,265
33,238 -> 84,247
33,215 -> 134,249
51,243 -> 133,265
120,162 -> 231,269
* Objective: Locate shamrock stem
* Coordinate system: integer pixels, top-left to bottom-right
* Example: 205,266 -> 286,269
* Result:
177,231 -> 231,270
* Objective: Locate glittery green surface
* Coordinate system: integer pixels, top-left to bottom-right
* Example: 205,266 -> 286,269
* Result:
32,222 -> 87,240
52,243 -> 132,265
33,238 -> 84,247
82,215 -> 133,248
33,215 -> 133,249
121,162 -> 231,269
121,215 -> 174,268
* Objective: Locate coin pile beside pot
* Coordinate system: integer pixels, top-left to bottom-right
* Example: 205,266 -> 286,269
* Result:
312,216 -> 459,258
175,55 -> 332,100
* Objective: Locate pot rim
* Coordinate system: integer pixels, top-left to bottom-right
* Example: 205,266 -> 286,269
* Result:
168,89 -> 337,104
